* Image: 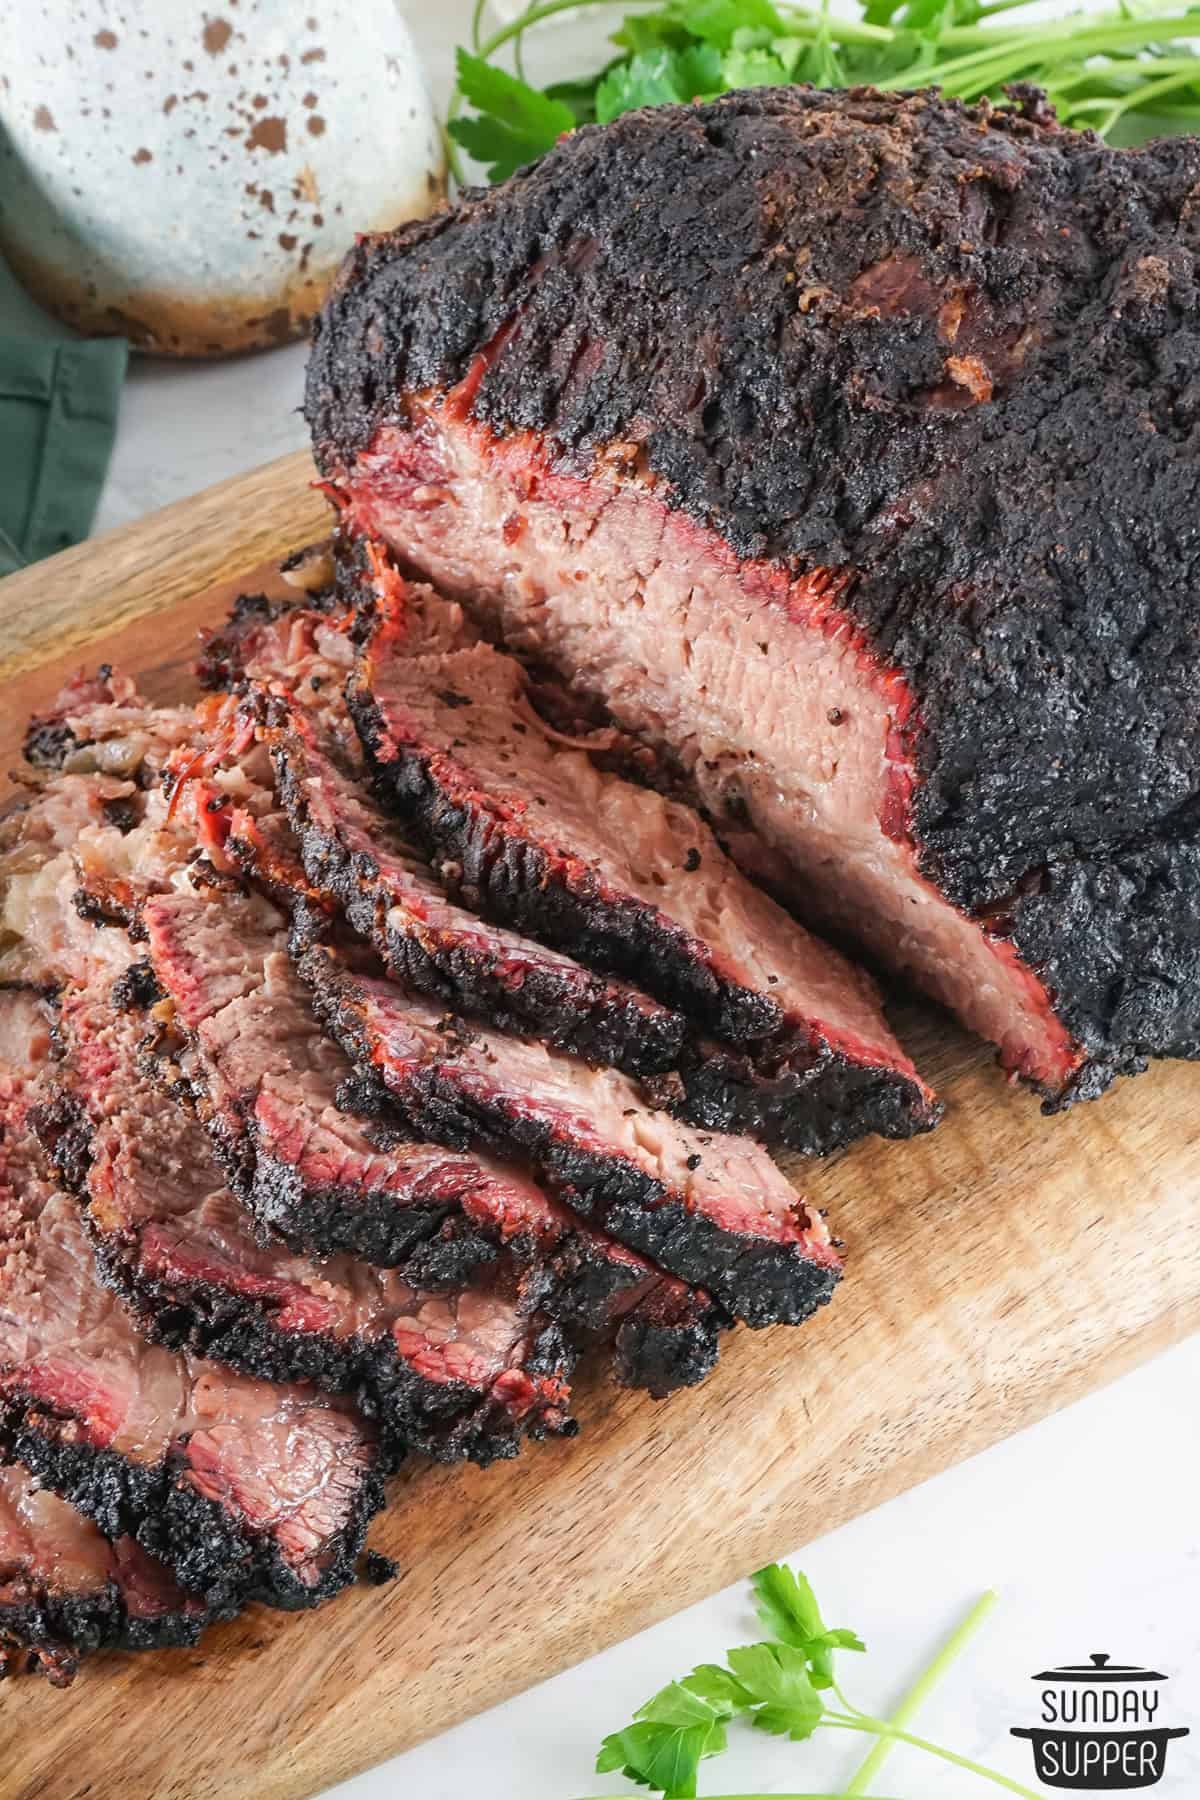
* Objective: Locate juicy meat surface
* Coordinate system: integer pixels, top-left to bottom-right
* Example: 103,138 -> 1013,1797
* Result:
142,887 -> 722,1396
0,989 -> 381,1613
347,575 -> 936,1152
309,84 -> 1200,1105
0,1463 -> 208,1685
271,701 -> 694,1079
299,940 -> 842,1329
48,972 -> 576,1466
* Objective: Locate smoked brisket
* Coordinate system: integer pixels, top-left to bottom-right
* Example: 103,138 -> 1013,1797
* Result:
141,888 -> 722,1397
0,988 -> 382,1614
298,941 -> 842,1329
308,85 -> 1200,1104
347,576 -> 936,1153
44,973 -> 576,1466
0,1464 -> 208,1685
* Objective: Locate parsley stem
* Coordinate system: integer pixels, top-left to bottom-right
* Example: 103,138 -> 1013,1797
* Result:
822,1719 -> 1043,1800
841,1588 -> 998,1795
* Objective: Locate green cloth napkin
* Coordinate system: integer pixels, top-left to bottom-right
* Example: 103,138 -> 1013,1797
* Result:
0,254 -> 127,577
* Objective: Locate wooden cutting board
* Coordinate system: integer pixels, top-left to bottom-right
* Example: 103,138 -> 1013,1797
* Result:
1,452 -> 1197,1800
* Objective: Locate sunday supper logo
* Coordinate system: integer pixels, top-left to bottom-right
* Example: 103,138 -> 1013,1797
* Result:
1010,1652 -> 1190,1790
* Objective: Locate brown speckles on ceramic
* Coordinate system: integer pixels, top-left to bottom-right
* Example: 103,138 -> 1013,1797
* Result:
247,113 -> 287,153
0,1 -> 445,356
201,17 -> 234,55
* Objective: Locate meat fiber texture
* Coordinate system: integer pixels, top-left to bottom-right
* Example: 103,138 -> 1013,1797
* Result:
47,971 -> 577,1467
0,1463 -> 208,1685
347,566 -> 937,1153
15,682 -> 580,1455
140,885 -> 722,1401
188,594 -> 728,1394
32,660 -> 722,1403
205,590 -> 710,1083
307,84 -> 1200,1107
0,987 -> 381,1616
299,939 -> 841,1330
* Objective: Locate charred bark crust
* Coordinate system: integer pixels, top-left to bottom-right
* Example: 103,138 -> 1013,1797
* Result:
349,680 -> 778,1048
666,1042 -> 935,1152
0,1412 -> 382,1615
88,1238 -> 571,1471
0,1580 -> 207,1686
301,947 -> 839,1330
278,728 -> 932,1148
309,85 -> 1200,1088
272,730 -> 693,1076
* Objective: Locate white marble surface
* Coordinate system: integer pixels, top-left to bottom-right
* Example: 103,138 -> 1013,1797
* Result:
82,7 -> 1199,1797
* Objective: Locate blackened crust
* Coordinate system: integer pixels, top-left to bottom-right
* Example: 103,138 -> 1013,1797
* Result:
309,84 -> 1200,1088
0,1412 -> 382,1615
301,947 -> 840,1330
665,1044 -> 935,1153
271,727 -> 691,1076
0,1569 -> 207,1686
348,678 -> 934,1150
348,676 -> 777,1046
87,1237 -> 570,1471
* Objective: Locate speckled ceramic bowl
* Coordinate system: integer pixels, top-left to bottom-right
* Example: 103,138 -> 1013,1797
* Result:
0,1 -> 445,354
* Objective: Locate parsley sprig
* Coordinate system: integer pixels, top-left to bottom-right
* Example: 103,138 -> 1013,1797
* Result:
588,1564 -> 1041,1799
449,1 -> 1200,182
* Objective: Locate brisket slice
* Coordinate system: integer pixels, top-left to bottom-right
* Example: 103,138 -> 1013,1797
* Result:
0,989 -> 382,1614
310,85 -> 1200,1105
44,974 -> 575,1467
346,575 -> 936,1153
298,942 -> 841,1329
141,888 -> 721,1396
270,703 -> 691,1075
215,599 -> 699,1079
0,1464 -> 208,1685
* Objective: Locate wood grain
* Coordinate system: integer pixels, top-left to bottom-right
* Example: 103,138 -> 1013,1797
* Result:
0,473 -> 1197,1800
0,450 -> 326,684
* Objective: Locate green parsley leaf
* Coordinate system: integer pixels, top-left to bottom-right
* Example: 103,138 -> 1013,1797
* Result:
596,1681 -> 729,1795
448,49 -> 574,181
725,1641 -> 824,1738
610,9 -> 694,54
751,1563 -> 865,1688
595,43 -> 723,124
686,0 -> 787,51
680,1662 -> 757,1710
721,45 -> 792,88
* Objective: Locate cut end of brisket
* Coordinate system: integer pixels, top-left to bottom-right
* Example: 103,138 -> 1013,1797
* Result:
344,570 -> 936,1151
306,85 -> 1200,1103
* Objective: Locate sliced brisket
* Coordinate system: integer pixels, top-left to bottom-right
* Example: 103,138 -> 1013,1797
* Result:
309,85 -> 1200,1104
0,1464 -> 208,1685
270,703 -> 690,1075
141,888 -> 721,1395
346,575 -> 935,1152
298,941 -> 841,1329
0,987 -> 382,1614
45,973 -> 576,1466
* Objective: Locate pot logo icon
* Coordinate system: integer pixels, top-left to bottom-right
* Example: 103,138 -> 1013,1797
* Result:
1011,1652 -> 1189,1790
